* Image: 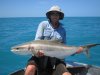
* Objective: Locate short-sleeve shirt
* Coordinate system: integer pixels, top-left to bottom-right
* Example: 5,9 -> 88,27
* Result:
35,21 -> 66,44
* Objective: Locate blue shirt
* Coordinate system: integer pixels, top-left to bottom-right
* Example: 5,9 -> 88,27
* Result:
35,21 -> 66,44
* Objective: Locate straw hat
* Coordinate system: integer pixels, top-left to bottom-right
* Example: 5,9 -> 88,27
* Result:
46,6 -> 64,20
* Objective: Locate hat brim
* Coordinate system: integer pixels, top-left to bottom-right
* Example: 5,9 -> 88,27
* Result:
46,11 -> 64,20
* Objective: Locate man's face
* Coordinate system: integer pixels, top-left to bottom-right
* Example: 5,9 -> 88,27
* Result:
50,11 -> 60,22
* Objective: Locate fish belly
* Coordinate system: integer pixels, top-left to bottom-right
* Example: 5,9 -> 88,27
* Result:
33,44 -> 78,59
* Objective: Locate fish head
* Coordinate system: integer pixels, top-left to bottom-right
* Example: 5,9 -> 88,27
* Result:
11,44 -> 31,55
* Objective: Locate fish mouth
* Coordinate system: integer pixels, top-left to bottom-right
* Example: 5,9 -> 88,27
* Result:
11,49 -> 19,52
11,47 -> 19,52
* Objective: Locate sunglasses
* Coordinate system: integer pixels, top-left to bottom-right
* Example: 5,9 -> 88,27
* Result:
50,12 -> 60,16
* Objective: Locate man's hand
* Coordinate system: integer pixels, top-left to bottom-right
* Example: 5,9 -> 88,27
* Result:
37,50 -> 44,57
28,46 -> 44,57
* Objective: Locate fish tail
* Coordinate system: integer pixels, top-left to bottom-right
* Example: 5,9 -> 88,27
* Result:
82,44 -> 100,58
82,44 -> 100,48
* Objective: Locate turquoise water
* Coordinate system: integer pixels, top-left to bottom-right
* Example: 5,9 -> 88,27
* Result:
0,17 -> 100,75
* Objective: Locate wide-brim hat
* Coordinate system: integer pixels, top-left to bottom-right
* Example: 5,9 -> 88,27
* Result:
46,6 -> 64,20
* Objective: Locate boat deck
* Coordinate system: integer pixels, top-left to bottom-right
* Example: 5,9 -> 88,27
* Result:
10,61 -> 100,75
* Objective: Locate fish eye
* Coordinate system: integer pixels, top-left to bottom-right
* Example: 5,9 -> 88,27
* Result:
16,48 -> 19,49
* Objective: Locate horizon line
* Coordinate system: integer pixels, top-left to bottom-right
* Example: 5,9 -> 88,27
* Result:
0,16 -> 100,18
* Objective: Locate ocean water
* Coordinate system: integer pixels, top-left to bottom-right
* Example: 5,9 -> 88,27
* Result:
0,17 -> 100,75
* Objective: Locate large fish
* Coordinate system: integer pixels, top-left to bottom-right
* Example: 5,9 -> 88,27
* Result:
11,40 -> 100,59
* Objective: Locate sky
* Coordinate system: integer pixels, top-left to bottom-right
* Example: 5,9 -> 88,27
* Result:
0,0 -> 100,17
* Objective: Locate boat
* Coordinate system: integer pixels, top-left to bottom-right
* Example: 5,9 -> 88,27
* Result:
9,61 -> 100,75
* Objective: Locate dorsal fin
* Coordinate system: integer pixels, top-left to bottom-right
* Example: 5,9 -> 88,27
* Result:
32,40 -> 65,46
49,40 -> 62,43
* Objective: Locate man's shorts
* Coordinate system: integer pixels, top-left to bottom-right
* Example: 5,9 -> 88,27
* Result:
27,56 -> 68,75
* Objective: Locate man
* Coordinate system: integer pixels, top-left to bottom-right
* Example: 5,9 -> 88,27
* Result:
25,5 -> 71,75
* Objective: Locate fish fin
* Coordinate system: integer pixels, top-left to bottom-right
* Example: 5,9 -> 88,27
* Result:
71,53 -> 77,56
33,40 -> 65,45
83,48 -> 90,58
82,44 -> 100,49
81,43 -> 100,58
50,40 -> 64,44
37,40 -> 66,46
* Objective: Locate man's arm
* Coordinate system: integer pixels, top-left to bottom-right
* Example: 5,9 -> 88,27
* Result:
35,21 -> 45,40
